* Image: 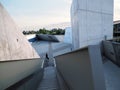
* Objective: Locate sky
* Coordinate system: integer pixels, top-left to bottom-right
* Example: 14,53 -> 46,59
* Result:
0,0 -> 72,30
0,0 -> 120,30
114,0 -> 120,21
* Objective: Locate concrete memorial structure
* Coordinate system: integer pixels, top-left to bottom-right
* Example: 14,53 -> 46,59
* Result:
55,45 -> 106,90
0,3 -> 39,61
71,0 -> 113,49
0,3 -> 43,90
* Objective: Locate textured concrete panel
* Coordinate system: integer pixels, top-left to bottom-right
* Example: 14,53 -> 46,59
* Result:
78,10 -> 87,42
0,59 -> 43,90
72,0 -> 78,14
102,14 -> 113,39
87,12 -> 102,40
55,46 -> 106,90
103,41 -> 120,66
71,0 -> 113,49
88,38 -> 103,45
79,41 -> 88,48
112,43 -> 120,65
87,0 -> 102,12
0,3 -> 39,61
102,0 -> 113,14
103,41 -> 116,62
89,45 -> 106,90
72,13 -> 79,49
78,0 -> 87,10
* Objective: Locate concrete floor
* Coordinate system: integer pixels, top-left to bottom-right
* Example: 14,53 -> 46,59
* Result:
37,66 -> 59,90
104,61 -> 120,90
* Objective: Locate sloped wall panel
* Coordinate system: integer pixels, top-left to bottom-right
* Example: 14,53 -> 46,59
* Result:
0,3 -> 39,61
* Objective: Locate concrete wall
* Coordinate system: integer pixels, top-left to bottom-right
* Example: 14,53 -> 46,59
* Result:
55,45 -> 106,90
103,41 -> 116,62
6,69 -> 43,90
71,0 -> 113,50
103,41 -> 120,66
0,3 -> 39,61
112,42 -> 120,65
0,59 -> 43,90
64,27 -> 72,44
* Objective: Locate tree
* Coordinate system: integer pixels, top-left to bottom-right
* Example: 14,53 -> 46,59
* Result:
22,28 -> 65,35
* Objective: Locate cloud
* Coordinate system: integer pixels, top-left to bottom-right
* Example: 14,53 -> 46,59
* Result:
15,15 -> 70,30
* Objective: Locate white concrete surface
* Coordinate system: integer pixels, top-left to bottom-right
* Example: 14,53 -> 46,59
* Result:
71,0 -> 113,50
0,3 -> 39,61
64,27 -> 72,44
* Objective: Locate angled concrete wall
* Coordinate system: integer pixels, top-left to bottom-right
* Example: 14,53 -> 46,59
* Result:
103,41 -> 120,66
0,59 -> 43,90
71,0 -> 113,50
0,3 -> 39,61
103,41 -> 116,62
55,46 -> 106,90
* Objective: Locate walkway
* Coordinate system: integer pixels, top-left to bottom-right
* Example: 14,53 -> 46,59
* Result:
37,66 -> 59,90
32,41 -> 72,90
104,60 -> 120,90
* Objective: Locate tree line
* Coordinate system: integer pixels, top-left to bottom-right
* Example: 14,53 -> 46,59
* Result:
23,28 -> 65,35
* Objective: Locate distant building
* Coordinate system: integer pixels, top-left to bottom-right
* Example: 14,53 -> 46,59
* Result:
114,20 -> 120,37
64,27 -> 72,44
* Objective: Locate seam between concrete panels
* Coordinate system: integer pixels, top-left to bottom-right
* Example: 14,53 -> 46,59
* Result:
77,9 -> 113,15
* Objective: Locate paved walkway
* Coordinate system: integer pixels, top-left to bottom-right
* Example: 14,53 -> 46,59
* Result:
104,61 -> 120,90
37,66 -> 59,90
32,41 -> 71,90
37,56 -> 59,90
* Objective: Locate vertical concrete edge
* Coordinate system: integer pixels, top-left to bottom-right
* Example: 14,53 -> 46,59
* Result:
88,45 -> 106,90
